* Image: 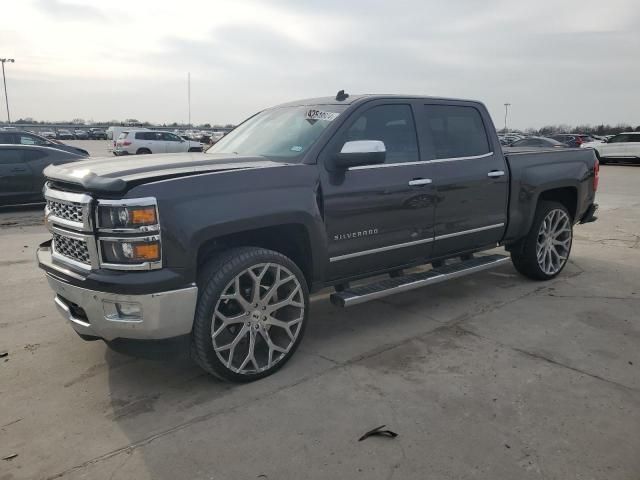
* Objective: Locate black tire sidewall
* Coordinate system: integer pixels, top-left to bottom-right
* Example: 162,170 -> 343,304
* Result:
191,247 -> 310,382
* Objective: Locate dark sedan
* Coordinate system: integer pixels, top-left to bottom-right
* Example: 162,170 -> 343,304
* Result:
510,137 -> 568,148
0,130 -> 89,156
56,129 -> 75,140
0,145 -> 88,206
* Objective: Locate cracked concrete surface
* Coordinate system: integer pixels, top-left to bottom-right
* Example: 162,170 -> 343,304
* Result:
0,164 -> 639,480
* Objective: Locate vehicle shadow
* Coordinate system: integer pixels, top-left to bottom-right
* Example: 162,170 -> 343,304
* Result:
100,262 -> 531,477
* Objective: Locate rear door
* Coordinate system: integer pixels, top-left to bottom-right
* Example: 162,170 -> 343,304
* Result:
416,101 -> 508,258
0,148 -> 34,204
320,100 -> 437,280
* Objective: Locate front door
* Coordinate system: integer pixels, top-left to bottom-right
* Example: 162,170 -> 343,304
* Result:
320,101 -> 436,281
416,102 -> 508,258
0,148 -> 34,205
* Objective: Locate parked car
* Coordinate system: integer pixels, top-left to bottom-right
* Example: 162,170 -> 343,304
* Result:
0,130 -> 89,156
551,134 -> 595,148
88,128 -> 107,140
114,129 -> 203,155
508,137 -> 568,148
0,145 -> 88,206
37,93 -> 599,382
586,132 -> 640,164
41,130 -> 57,139
73,129 -> 89,140
56,129 -> 75,140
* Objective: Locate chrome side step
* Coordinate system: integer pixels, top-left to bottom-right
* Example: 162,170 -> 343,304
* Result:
330,254 -> 510,307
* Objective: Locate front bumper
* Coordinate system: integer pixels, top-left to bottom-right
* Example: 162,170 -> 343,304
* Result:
46,273 -> 198,341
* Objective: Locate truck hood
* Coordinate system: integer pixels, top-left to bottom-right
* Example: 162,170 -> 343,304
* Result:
44,152 -> 288,193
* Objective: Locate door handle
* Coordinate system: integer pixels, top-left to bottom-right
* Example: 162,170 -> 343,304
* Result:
408,178 -> 432,186
11,168 -> 27,173
487,170 -> 505,178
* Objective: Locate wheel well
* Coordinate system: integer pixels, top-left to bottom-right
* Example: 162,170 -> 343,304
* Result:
136,148 -> 151,154
196,224 -> 313,286
538,187 -> 577,220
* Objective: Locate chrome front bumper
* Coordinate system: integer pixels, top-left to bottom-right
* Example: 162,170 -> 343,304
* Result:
46,274 -> 198,341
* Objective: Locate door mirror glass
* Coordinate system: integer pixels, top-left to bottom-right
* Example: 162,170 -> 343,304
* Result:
335,140 -> 386,168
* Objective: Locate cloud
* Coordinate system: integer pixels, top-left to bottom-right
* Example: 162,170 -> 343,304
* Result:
4,0 -> 640,127
35,0 -> 106,21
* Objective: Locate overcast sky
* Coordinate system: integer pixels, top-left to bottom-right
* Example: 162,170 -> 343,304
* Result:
2,0 -> 639,128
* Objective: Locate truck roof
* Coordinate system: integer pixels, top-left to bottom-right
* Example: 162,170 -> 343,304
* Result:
275,94 -> 482,107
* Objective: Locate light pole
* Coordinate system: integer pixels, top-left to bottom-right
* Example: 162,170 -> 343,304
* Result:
1,58 -> 15,124
503,102 -> 511,133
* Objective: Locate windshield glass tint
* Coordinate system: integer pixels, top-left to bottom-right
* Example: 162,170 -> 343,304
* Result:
207,105 -> 347,160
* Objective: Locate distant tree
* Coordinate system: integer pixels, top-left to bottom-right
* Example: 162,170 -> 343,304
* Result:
224,124 -> 235,129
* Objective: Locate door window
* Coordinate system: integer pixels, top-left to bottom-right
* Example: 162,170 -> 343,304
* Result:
18,134 -> 47,146
422,105 -> 490,159
162,133 -> 182,142
607,134 -> 630,143
343,104 -> 419,163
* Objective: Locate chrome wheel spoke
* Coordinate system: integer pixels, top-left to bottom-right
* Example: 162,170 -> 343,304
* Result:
536,208 -> 572,275
211,262 -> 305,375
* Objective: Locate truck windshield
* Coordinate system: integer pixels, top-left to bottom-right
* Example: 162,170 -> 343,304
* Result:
206,105 -> 348,160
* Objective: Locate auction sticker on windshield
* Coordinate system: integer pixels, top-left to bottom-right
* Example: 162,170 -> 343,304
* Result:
305,109 -> 340,121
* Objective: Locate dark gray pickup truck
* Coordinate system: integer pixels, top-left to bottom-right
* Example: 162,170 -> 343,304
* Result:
37,92 -> 599,381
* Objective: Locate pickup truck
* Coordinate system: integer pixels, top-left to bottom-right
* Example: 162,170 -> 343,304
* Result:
37,92 -> 599,382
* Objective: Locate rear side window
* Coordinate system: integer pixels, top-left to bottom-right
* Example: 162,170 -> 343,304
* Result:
422,105 -> 490,159
0,149 -> 24,164
118,132 -> 129,140
343,104 -> 419,164
628,135 -> 640,142
135,132 -> 157,140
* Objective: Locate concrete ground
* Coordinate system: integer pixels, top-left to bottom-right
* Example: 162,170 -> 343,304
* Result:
0,164 -> 638,480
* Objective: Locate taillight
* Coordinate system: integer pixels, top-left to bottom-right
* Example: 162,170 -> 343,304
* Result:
575,137 -> 584,146
593,159 -> 599,191
123,140 -> 132,146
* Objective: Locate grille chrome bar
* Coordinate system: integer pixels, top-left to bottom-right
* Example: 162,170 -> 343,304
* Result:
50,225 -> 100,271
44,184 -> 93,232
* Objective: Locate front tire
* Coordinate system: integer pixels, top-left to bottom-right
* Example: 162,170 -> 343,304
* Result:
191,247 -> 309,382
511,201 -> 573,281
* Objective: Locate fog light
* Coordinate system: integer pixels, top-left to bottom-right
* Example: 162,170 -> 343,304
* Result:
103,300 -> 142,322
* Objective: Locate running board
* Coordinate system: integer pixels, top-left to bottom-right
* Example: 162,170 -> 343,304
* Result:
330,254 -> 510,307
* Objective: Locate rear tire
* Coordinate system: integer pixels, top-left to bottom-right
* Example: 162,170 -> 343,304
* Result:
136,148 -> 151,155
511,201 -> 573,281
191,247 -> 309,382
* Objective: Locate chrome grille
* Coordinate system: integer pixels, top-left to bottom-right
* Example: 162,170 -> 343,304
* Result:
52,233 -> 91,265
46,199 -> 84,224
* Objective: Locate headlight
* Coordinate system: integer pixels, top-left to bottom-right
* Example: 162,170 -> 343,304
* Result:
100,237 -> 161,265
95,197 -> 162,270
96,198 -> 158,231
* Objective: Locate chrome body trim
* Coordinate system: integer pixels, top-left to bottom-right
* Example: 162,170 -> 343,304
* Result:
46,273 -> 198,341
487,170 -> 505,177
348,152 -> 494,170
432,223 -> 505,241
329,223 -> 505,262
330,237 -> 434,263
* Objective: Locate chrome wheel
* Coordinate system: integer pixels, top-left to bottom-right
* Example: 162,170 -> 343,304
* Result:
211,263 -> 305,375
536,209 -> 571,276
